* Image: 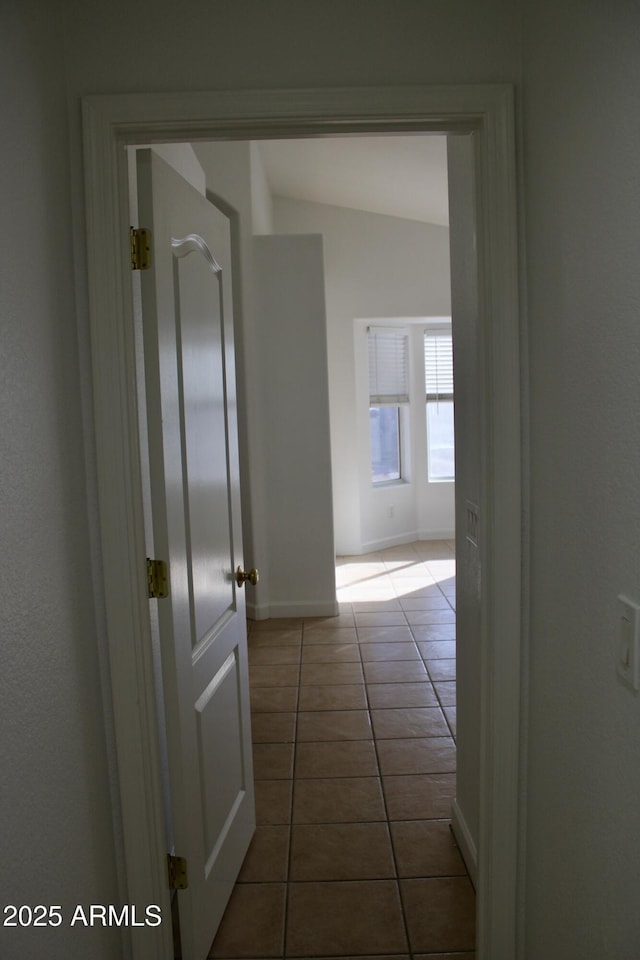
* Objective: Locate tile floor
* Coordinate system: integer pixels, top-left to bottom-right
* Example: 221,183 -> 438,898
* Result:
209,540 -> 475,960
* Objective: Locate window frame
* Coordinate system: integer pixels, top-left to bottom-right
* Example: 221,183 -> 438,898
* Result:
424,324 -> 455,483
367,326 -> 410,487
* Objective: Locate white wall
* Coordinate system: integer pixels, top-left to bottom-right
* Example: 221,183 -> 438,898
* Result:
63,0 -> 522,92
151,143 -> 206,195
253,235 -> 337,616
250,142 -> 274,235
0,5 -> 120,958
274,196 -> 452,554
522,3 -> 640,956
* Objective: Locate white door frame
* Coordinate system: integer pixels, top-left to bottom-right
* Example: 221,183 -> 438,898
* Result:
82,85 -> 525,960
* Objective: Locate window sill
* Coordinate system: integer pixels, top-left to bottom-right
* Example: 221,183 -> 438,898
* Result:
372,479 -> 410,490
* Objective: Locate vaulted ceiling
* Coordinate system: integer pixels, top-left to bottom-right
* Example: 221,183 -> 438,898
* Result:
257,135 -> 449,227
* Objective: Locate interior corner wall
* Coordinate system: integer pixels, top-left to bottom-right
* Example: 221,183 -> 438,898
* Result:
273,196 -> 452,555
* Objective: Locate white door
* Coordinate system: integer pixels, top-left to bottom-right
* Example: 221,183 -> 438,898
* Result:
136,148 -> 255,960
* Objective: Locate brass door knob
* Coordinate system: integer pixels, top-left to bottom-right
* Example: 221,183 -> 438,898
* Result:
236,566 -> 259,588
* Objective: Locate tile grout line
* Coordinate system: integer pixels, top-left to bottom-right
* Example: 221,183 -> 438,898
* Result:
281,618 -> 304,960
357,600 -> 416,960
410,622 -> 457,743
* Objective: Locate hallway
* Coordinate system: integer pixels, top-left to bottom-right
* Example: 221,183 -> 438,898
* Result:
210,540 -> 475,959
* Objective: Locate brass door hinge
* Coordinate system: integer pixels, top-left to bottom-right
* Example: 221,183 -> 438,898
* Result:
130,226 -> 152,270
167,854 -> 188,890
147,558 -> 169,599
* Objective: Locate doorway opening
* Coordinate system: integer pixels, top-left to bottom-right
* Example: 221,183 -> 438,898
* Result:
83,83 -> 523,960
132,133 -> 468,955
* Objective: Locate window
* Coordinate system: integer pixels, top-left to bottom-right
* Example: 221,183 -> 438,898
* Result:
424,328 -> 455,480
369,406 -> 401,483
368,328 -> 409,484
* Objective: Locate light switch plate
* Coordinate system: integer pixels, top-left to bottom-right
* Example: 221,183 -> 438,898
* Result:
617,595 -> 640,691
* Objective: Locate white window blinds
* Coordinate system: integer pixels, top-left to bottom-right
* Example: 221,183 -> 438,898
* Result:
424,330 -> 454,400
368,329 -> 409,405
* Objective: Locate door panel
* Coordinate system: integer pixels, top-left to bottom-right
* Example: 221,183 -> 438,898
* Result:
173,241 -> 234,644
137,149 -> 255,960
196,651 -> 245,865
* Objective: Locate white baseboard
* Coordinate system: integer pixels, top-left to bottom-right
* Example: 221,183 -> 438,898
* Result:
451,798 -> 478,889
246,599 -> 270,621
247,599 -> 339,621
360,531 -> 422,554
358,529 -> 455,555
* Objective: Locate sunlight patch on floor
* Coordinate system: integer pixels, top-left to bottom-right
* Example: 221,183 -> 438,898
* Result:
336,541 -> 455,605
